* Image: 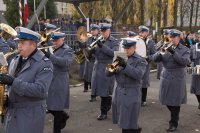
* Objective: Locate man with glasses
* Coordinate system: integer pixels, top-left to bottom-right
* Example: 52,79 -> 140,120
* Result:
153,29 -> 190,132
42,32 -> 74,133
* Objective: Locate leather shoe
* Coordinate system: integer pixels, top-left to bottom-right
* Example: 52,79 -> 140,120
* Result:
97,114 -> 107,120
166,125 -> 177,132
141,102 -> 147,107
83,89 -> 88,92
61,114 -> 69,129
138,127 -> 142,133
89,97 -> 97,102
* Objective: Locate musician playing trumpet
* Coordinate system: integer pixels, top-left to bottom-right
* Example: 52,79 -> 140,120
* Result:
106,38 -> 147,133
79,23 -> 119,120
153,29 -> 191,132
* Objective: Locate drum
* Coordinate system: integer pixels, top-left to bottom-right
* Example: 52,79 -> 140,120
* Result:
119,37 -> 147,58
187,65 -> 200,75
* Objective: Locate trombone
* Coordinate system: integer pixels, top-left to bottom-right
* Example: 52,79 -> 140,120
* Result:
38,28 -> 61,46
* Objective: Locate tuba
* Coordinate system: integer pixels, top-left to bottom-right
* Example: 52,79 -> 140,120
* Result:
75,26 -> 88,64
0,23 -> 17,41
0,53 -> 9,123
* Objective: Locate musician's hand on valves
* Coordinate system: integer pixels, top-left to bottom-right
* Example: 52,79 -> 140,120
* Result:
116,56 -> 127,68
167,46 -> 175,55
42,50 -> 51,58
97,39 -> 105,48
0,73 -> 14,85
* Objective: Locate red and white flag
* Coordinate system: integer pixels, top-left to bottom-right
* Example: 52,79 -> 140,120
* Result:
23,0 -> 29,25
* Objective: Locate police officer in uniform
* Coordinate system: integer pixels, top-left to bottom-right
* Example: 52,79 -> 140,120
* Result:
42,23 -> 58,47
190,36 -> 200,110
88,23 -> 119,120
153,29 -> 190,132
127,31 -> 136,38
156,29 -> 171,79
42,32 -> 74,133
0,27 -> 53,133
138,26 -> 156,106
106,38 -> 147,133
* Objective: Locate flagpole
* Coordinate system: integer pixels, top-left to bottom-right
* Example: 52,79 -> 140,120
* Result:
34,0 -> 36,12
19,0 -> 22,26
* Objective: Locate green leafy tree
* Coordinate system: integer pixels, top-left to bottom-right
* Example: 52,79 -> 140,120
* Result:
3,0 -> 57,27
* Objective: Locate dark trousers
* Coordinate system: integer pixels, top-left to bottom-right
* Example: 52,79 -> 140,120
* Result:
84,81 -> 91,90
49,110 -> 68,133
166,106 -> 180,127
122,129 -> 141,133
142,88 -> 147,102
100,96 -> 112,115
196,95 -> 200,104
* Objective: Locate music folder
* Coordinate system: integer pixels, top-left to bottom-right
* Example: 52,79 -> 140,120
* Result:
114,51 -> 127,61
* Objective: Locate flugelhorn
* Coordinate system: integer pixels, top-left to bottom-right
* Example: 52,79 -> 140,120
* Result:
106,60 -> 120,73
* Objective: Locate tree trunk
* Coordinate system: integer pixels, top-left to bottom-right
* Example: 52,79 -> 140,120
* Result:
140,0 -> 145,25
189,0 -> 195,28
163,0 -> 168,27
195,0 -> 200,26
180,0 -> 183,29
157,0 -> 162,28
173,0 -> 178,27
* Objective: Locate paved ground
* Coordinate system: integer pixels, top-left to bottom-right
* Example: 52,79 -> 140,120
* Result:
1,72 -> 200,133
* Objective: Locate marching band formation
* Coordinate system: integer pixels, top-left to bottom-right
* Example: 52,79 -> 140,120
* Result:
0,21 -> 199,133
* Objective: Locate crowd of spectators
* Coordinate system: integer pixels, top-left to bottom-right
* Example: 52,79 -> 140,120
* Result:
31,17 -> 116,33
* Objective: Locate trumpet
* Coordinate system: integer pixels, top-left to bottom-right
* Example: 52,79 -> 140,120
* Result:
160,43 -> 173,55
106,60 -> 120,73
38,45 -> 55,50
88,35 -> 103,49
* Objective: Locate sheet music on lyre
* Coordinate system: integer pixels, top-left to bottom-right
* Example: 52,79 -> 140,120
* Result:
0,52 -> 8,66
114,51 -> 127,61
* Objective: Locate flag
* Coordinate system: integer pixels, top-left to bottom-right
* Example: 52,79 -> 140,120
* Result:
23,0 -> 29,25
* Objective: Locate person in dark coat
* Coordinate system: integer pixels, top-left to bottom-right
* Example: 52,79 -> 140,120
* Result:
87,23 -> 119,120
190,40 -> 200,110
106,38 -> 147,133
42,32 -> 74,133
0,27 -> 53,133
138,25 -> 156,106
153,29 -> 191,132
82,24 -> 99,95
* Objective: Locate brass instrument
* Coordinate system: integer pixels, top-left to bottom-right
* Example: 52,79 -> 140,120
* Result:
157,37 -> 172,54
75,26 -> 88,64
106,60 -> 120,73
88,35 -> 103,50
0,64 -> 7,123
38,28 -> 60,46
0,23 -> 17,41
38,45 -> 55,50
